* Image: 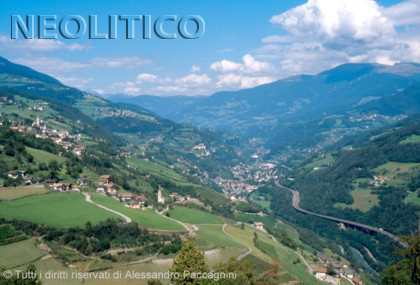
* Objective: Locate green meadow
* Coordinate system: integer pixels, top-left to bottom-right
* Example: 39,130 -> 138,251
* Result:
0,193 -> 119,227
26,147 -> 67,164
169,206 -> 224,225
0,238 -> 44,268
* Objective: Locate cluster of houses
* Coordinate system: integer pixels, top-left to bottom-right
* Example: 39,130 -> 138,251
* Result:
46,178 -> 81,192
192,143 -> 211,157
95,175 -> 147,209
7,170 -> 36,185
0,96 -> 23,108
314,252 -> 364,285
368,175 -> 388,187
5,113 -> 87,157
215,177 -> 260,196
0,96 -> 86,157
95,175 -> 117,196
101,108 -> 138,118
169,192 -> 191,205
121,193 -> 146,209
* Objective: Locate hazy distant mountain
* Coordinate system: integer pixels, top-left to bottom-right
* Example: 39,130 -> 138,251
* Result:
111,63 -> 420,145
171,63 -> 420,137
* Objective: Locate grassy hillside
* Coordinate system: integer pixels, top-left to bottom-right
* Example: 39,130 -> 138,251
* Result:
169,206 -> 224,225
0,193 -> 120,227
0,238 -> 44,268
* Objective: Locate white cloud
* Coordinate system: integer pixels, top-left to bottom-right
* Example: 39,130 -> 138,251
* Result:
216,73 -> 276,89
191,65 -> 201,72
55,76 -> 93,88
262,35 -> 293,43
90,56 -> 152,69
152,85 -> 187,93
252,0 -> 420,79
210,54 -> 275,74
384,0 -> 420,26
175,74 -> 212,85
136,73 -> 158,83
242,54 -> 275,73
124,87 -> 142,95
216,73 -> 242,87
210,59 -> 242,73
92,89 -> 106,95
14,55 -> 153,74
240,76 -> 276,88
14,57 -> 88,73
111,73 -> 212,96
270,0 -> 395,46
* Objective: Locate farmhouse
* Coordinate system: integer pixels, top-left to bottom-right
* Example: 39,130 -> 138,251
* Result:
100,175 -> 111,183
73,146 -> 86,156
193,143 -> 206,150
51,183 -> 65,191
69,186 -> 80,192
107,188 -> 117,196
127,199 -> 140,209
313,267 -> 327,281
253,222 -> 266,233
317,252 -> 329,264
23,176 -> 36,185
96,185 -> 106,193
121,193 -> 133,203
8,170 -> 26,179
170,192 -> 180,200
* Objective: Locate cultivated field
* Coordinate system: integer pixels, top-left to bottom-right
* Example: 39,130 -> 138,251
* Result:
335,178 -> 379,213
374,162 -> 420,186
0,238 -> 44,268
0,185 -> 47,200
0,193 -> 119,227
196,224 -> 244,249
399,134 -> 420,144
169,206 -> 224,225
126,157 -> 187,183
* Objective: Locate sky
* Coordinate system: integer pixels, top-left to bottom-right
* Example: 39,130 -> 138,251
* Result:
1,0 -> 419,96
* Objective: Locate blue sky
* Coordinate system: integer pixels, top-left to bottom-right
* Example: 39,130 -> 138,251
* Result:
1,0 -> 419,96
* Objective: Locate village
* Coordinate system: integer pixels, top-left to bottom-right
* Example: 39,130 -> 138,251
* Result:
0,96 -> 87,157
212,160 -> 280,200
313,252 -> 365,285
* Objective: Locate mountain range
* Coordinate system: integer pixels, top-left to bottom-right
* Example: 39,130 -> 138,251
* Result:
109,62 -> 420,159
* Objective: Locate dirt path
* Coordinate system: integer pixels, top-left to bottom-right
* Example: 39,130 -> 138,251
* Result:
82,192 -> 132,223
155,207 -> 190,232
267,232 -> 313,273
221,223 -> 252,261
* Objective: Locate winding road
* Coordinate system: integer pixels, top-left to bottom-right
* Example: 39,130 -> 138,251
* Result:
82,192 -> 132,223
275,181 -> 408,248
155,206 -> 190,232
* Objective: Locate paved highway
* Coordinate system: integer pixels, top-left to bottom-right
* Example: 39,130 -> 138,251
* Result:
275,181 -> 408,248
